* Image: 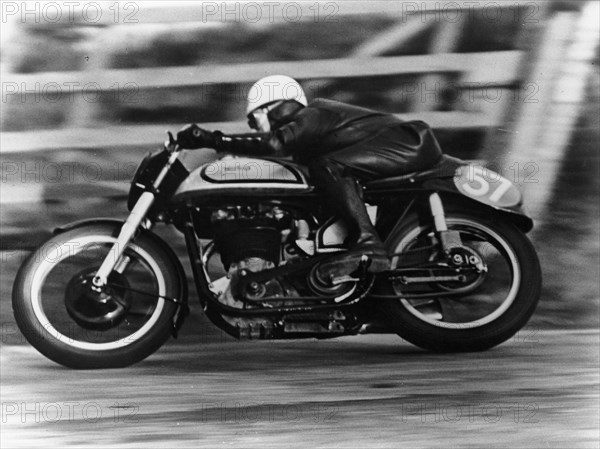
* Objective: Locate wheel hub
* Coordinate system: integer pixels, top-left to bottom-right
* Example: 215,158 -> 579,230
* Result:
64,269 -> 132,331
437,246 -> 487,291
447,246 -> 486,271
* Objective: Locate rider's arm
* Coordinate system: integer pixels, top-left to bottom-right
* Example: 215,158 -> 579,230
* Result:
212,131 -> 291,157
211,108 -> 324,157
178,107 -> 329,156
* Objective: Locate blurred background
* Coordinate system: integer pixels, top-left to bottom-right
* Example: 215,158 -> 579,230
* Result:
1,0 -> 598,337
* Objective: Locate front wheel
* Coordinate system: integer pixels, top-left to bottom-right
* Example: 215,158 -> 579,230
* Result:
12,224 -> 181,368
376,212 -> 541,352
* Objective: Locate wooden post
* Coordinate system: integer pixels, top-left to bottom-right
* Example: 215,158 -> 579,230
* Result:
479,2 -> 551,163
411,18 -> 465,112
66,27 -> 116,128
485,4 -> 598,227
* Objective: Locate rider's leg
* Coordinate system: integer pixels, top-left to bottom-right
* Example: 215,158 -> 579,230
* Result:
309,159 -> 389,278
307,123 -> 443,278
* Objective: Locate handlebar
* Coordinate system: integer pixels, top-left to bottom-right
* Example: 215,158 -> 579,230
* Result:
164,129 -> 216,153
164,131 -> 180,153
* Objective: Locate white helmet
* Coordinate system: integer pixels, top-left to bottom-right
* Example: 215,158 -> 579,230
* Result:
246,75 -> 307,115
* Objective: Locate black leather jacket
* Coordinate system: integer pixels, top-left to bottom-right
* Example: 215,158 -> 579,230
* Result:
213,98 -> 442,174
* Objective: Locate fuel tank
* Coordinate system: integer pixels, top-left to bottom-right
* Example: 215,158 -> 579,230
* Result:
172,156 -> 312,202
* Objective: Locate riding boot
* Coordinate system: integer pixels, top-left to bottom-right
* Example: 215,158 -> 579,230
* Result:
310,162 -> 390,280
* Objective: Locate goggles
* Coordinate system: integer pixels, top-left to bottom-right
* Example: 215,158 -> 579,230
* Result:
247,100 -> 284,130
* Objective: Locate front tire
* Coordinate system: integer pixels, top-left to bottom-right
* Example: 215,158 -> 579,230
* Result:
376,212 -> 541,352
12,224 -> 181,368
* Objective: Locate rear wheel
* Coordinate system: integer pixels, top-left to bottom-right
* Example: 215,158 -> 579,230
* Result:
376,212 -> 541,352
12,224 -> 180,368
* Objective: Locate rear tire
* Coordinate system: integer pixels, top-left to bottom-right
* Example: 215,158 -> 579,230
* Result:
12,224 -> 181,368
375,212 -> 541,352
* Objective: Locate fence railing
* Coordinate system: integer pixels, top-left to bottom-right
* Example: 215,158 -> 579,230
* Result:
1,50 -> 523,153
3,2 -> 544,153
2,1 -> 597,229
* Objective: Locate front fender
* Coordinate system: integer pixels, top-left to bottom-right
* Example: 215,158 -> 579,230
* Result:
53,218 -> 189,336
53,218 -> 126,235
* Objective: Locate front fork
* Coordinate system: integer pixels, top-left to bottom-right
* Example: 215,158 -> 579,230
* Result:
91,191 -> 155,288
428,192 -> 462,251
429,192 -> 485,271
92,147 -> 181,288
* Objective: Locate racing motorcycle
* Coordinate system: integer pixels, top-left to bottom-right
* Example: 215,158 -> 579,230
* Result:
12,133 -> 541,368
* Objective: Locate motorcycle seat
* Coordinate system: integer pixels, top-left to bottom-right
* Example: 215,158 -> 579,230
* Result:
364,156 -> 461,190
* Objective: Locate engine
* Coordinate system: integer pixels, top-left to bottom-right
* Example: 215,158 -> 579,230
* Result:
210,204 -> 293,270
206,202 -> 356,306
207,204 -> 302,311
198,201 -> 364,337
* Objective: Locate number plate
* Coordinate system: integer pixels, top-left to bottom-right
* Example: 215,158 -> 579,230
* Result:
454,165 -> 521,208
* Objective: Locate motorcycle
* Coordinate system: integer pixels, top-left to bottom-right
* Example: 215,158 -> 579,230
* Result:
12,133 -> 541,368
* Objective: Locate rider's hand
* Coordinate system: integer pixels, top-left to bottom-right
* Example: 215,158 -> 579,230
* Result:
176,124 -> 216,149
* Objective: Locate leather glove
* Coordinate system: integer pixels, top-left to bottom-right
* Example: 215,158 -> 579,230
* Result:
176,124 -> 216,149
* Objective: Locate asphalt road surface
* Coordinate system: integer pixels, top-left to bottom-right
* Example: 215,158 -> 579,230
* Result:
1,329 -> 598,448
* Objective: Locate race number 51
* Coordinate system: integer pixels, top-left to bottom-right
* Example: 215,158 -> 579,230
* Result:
454,166 -> 521,208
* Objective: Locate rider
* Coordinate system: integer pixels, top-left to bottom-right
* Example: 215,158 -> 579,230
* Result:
176,75 -> 443,278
